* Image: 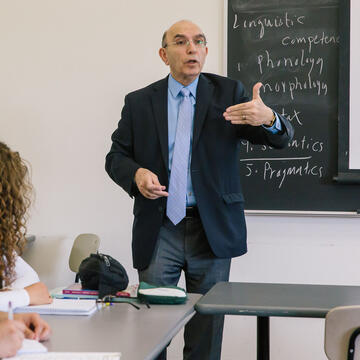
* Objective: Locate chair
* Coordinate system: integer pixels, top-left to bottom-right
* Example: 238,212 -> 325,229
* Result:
325,305 -> 360,360
69,233 -> 100,282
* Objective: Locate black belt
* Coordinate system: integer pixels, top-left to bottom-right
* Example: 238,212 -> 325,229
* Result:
185,206 -> 200,218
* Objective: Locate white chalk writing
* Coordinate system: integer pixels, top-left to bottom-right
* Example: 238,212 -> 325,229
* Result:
241,159 -> 324,189
262,75 -> 327,100
257,49 -> 323,78
233,12 -> 305,39
281,32 -> 339,53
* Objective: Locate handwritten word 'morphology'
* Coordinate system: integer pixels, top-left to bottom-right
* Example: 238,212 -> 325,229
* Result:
262,76 -> 327,100
257,49 -> 323,78
282,32 -> 339,53
233,12 -> 305,39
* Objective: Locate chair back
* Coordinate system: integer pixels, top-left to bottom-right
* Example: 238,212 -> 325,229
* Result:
69,233 -> 101,277
325,305 -> 360,360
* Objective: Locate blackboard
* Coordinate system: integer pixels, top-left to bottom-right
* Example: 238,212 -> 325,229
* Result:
227,0 -> 360,213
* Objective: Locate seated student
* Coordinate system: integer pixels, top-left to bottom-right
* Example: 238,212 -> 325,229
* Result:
0,318 -> 25,358
0,257 -> 51,310
0,312 -> 51,358
0,141 -> 52,311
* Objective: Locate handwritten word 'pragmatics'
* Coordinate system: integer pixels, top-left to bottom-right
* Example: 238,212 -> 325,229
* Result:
241,159 -> 324,189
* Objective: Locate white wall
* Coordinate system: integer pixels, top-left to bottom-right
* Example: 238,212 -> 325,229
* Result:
0,1 -> 359,359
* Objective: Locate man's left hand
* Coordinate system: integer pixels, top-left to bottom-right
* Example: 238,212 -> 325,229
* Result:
223,82 -> 274,126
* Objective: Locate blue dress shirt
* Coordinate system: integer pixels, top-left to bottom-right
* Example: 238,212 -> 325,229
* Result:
167,74 -> 281,206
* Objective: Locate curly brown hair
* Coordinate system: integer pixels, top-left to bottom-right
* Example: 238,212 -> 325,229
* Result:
0,142 -> 32,287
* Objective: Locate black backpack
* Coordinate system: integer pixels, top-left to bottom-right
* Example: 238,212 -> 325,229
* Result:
78,253 -> 129,298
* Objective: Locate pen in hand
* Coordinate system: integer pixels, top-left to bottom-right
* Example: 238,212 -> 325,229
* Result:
8,301 -> 13,320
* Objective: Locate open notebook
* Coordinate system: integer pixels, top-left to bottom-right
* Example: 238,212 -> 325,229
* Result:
14,299 -> 97,316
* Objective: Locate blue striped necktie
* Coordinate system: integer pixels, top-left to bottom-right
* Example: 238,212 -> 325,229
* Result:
166,88 -> 192,225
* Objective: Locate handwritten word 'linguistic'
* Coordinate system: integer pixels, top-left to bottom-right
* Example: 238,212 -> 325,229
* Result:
233,12 -> 305,39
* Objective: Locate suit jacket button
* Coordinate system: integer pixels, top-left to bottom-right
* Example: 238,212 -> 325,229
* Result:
158,206 -> 163,212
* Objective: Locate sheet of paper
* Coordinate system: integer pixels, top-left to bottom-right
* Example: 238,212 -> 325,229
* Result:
17,339 -> 48,354
6,352 -> 121,360
4,339 -> 47,359
14,299 -> 97,315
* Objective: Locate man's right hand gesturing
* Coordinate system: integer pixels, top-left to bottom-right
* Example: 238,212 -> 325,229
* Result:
134,168 -> 169,199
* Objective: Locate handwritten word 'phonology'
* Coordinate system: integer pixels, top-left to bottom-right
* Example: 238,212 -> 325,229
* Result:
281,32 -> 339,53
233,12 -> 305,39
256,49 -> 323,77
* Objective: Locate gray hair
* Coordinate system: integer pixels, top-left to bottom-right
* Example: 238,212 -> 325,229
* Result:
161,31 -> 167,48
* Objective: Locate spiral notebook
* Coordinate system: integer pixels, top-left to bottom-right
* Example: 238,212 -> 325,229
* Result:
14,299 -> 97,316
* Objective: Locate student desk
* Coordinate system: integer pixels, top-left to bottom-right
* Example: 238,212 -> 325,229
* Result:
42,294 -> 201,360
195,282 -> 360,360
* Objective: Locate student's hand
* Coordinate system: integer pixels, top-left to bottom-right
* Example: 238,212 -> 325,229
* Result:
135,168 -> 169,199
14,312 -> 52,341
223,82 -> 274,126
0,319 -> 26,358
25,282 -> 53,306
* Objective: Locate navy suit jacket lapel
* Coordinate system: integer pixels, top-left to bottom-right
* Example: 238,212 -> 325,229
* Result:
151,77 -> 169,172
193,74 -> 214,150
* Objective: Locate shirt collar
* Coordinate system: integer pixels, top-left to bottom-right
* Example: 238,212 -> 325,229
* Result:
168,74 -> 199,99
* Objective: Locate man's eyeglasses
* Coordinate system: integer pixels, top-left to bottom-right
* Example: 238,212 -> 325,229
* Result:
164,38 -> 207,48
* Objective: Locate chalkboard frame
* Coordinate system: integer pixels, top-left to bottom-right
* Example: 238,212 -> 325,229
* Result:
336,0 -> 360,183
224,0 -> 360,217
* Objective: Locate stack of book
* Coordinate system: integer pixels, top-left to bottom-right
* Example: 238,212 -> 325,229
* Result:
51,283 -> 139,300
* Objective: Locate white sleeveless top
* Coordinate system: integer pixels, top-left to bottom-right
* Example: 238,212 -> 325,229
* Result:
0,256 -> 40,311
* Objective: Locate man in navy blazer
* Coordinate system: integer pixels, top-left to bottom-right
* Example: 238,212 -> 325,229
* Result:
106,20 -> 293,360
